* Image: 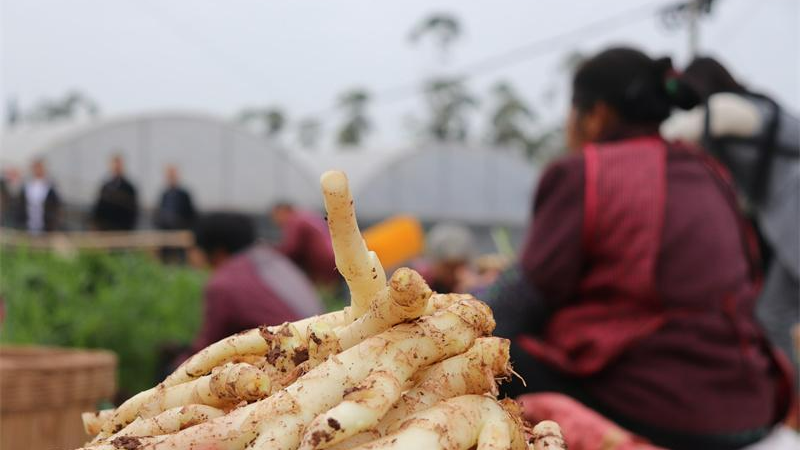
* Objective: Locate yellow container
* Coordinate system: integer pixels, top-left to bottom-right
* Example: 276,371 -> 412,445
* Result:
363,215 -> 425,269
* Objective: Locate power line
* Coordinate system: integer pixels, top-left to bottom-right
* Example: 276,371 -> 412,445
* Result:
303,0 -> 674,121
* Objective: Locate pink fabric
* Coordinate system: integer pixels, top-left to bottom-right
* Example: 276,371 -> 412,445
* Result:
518,393 -> 665,450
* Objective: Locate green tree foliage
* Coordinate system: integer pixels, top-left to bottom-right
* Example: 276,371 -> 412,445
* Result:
409,12 -> 462,62
336,89 -> 371,147
423,77 -> 477,142
27,90 -> 99,123
238,107 -> 288,138
0,250 -> 205,396
487,82 -> 535,149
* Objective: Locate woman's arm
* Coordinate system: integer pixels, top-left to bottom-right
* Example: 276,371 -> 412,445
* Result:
479,156 -> 585,337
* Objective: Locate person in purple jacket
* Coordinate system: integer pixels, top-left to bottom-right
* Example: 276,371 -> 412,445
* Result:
181,212 -> 324,361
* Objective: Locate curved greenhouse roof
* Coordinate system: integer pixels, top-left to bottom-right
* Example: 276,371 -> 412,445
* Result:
330,145 -> 539,227
1,112 -> 320,211
2,115 -> 540,226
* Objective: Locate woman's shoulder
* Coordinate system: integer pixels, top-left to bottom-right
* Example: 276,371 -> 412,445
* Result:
541,153 -> 585,184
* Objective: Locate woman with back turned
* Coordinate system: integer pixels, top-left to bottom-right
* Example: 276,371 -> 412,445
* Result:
484,47 -> 793,449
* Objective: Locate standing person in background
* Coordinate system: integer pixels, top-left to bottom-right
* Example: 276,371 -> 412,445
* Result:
154,165 -> 196,231
271,202 -> 338,286
179,212 -> 323,363
17,158 -> 61,233
483,47 -> 792,449
662,57 -> 800,372
92,154 -> 138,231
154,165 -> 196,263
0,166 -> 22,228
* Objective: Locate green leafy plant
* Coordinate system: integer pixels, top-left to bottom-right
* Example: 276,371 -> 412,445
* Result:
0,249 -> 205,396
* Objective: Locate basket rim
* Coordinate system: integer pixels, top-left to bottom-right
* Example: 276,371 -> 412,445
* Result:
0,345 -> 117,371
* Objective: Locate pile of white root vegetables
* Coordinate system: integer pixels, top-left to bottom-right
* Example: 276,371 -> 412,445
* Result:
77,171 -> 566,450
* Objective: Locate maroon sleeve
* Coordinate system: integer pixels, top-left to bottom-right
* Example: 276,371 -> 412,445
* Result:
189,283 -> 233,354
520,155 -> 586,307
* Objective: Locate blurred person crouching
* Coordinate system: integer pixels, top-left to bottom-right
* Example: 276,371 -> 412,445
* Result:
270,202 -> 339,287
416,223 -> 476,293
172,212 -> 323,368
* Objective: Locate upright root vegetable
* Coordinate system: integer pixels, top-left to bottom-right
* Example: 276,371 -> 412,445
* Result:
335,267 -> 432,350
321,170 -> 386,319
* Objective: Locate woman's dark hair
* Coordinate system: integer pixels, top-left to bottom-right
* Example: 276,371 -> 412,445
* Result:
193,212 -> 255,256
682,56 -> 746,100
572,47 -> 699,124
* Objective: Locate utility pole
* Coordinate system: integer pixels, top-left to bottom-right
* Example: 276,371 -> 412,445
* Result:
660,0 -> 715,61
687,0 -> 701,58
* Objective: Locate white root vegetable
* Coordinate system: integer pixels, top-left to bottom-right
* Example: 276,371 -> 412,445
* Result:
164,309 -> 346,387
94,363 -> 269,441
328,337 -> 510,450
92,312 -> 346,440
351,395 -> 527,450
137,298 -> 493,450
82,409 -> 114,437
306,321 -> 341,366
380,337 -> 510,435
321,170 -> 386,319
110,404 -> 224,439
336,267 -> 432,350
298,370 -> 405,450
139,363 -> 271,418
531,420 -> 566,450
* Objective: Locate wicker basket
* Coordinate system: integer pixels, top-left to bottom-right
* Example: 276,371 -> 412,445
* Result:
0,346 -> 117,450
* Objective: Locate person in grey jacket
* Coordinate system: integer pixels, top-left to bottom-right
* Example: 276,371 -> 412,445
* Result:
662,56 -> 799,370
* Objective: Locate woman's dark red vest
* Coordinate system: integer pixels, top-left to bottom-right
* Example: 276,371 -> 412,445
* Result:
517,137 -> 793,419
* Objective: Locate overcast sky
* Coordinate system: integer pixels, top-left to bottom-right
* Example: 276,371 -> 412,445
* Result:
2,0 -> 798,148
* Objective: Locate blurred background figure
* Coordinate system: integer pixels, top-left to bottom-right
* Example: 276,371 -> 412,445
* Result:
483,47 -> 791,449
17,158 -> 61,234
154,165 -> 197,263
92,154 -> 138,231
176,212 -> 323,365
418,222 -> 476,293
0,165 -> 22,228
154,165 -> 196,231
662,56 -> 800,372
271,202 -> 338,287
